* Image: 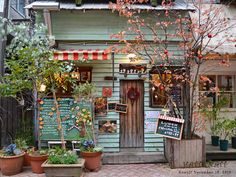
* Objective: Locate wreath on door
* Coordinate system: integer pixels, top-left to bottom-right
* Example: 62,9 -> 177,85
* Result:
127,87 -> 140,105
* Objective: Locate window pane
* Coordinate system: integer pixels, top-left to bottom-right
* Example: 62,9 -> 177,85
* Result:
199,75 -> 216,91
150,71 -> 182,107
218,75 -> 233,91
19,0 -> 25,15
10,0 -> 17,9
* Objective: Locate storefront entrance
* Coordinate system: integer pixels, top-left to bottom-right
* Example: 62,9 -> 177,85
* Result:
120,80 -> 144,151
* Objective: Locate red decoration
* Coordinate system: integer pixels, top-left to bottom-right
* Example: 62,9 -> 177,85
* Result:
102,87 -> 112,97
127,87 -> 140,104
37,98 -> 42,103
208,34 -> 213,38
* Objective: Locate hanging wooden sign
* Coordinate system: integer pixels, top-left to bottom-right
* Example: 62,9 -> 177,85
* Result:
115,103 -> 128,113
155,115 -> 184,140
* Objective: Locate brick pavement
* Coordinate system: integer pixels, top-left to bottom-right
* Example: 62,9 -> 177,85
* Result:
1,161 -> 236,177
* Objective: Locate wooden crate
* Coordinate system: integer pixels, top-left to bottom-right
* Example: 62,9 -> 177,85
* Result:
164,137 -> 206,168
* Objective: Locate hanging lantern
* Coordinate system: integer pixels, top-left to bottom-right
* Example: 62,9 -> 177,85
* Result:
39,84 -> 46,92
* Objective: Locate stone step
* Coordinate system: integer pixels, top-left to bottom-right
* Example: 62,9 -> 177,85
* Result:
102,152 -> 167,164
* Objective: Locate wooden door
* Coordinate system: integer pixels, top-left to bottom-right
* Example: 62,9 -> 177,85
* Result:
120,80 -> 144,149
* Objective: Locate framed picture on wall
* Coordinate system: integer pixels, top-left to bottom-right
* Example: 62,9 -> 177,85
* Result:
95,97 -> 107,117
102,87 -> 112,97
98,120 -> 117,133
115,103 -> 128,113
107,102 -> 116,112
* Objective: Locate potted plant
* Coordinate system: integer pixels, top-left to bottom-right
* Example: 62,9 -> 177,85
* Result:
14,137 -> 33,166
80,140 -> 103,172
0,144 -> 25,176
42,148 -> 85,177
217,119 -> 235,151
231,119 -> 236,149
201,96 -> 229,146
28,149 -> 48,174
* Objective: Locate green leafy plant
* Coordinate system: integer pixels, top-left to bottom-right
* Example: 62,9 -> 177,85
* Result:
14,138 -> 28,150
216,119 -> 236,140
48,148 -> 77,164
201,95 -> 229,136
28,148 -> 48,156
72,82 -> 97,101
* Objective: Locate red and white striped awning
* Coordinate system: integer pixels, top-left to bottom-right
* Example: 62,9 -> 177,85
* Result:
158,115 -> 185,123
53,50 -> 112,61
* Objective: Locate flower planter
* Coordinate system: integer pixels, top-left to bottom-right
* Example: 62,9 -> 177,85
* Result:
80,151 -> 102,171
232,137 -> 236,149
29,154 -> 48,174
0,153 -> 25,176
220,140 -> 228,151
164,137 -> 206,168
42,159 -> 85,177
24,151 -> 31,166
211,135 -> 219,146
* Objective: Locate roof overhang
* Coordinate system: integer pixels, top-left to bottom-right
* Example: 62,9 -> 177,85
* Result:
25,1 -> 195,11
25,1 -> 60,10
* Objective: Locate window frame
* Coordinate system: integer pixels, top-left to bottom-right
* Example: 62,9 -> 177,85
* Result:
198,74 -> 236,109
149,66 -> 183,108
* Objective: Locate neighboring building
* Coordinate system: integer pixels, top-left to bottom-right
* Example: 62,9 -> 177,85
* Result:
0,0 -> 31,147
190,3 -> 236,144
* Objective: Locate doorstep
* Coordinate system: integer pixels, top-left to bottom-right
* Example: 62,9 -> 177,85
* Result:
102,151 -> 167,164
206,144 -> 236,160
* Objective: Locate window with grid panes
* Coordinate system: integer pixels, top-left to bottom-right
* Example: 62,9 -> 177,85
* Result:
149,66 -> 183,107
199,75 -> 236,108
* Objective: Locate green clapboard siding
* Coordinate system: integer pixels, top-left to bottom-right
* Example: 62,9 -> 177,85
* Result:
51,10 -> 188,41
55,43 -> 186,152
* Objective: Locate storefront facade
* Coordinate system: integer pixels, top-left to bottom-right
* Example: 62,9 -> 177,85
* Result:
28,1 -> 193,155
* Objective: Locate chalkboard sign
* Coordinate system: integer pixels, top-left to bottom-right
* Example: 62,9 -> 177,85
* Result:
107,102 -> 116,111
39,98 -> 92,140
155,115 -> 184,140
115,103 -> 128,113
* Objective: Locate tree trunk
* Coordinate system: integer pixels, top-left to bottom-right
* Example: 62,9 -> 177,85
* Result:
52,91 -> 66,149
183,66 -> 191,139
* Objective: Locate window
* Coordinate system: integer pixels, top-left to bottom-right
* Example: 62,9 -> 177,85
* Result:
149,66 -> 182,107
10,0 -> 25,16
199,75 -> 236,108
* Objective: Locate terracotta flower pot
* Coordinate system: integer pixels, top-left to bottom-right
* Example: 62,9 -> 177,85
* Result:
0,153 -> 25,176
80,151 -> 102,171
24,151 -> 31,166
29,154 -> 48,174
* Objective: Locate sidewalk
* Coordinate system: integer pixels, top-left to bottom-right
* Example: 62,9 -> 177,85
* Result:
1,161 -> 236,177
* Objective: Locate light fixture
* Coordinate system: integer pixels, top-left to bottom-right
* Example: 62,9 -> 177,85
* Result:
39,84 -> 46,92
127,53 -> 137,63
